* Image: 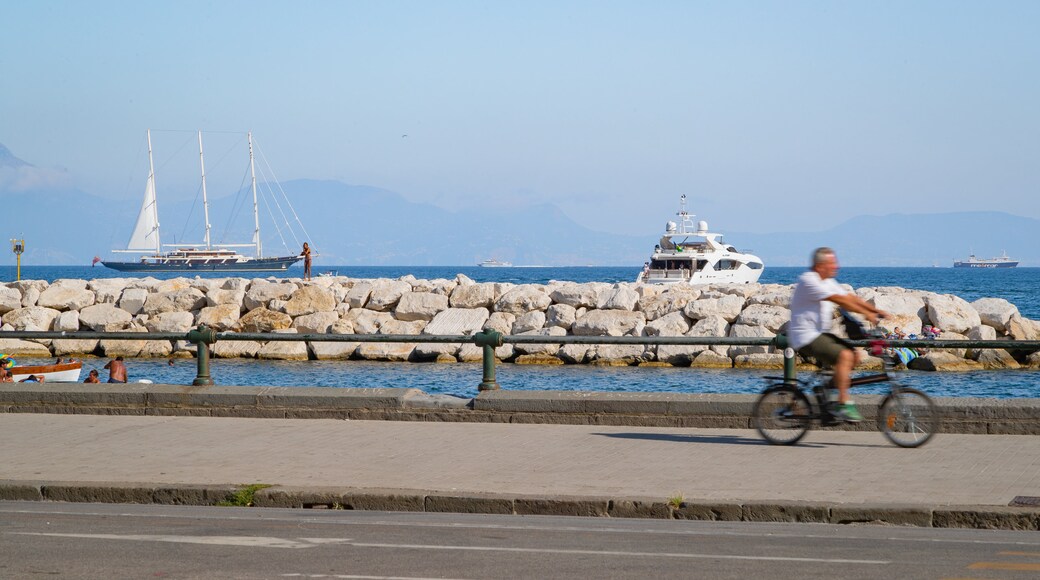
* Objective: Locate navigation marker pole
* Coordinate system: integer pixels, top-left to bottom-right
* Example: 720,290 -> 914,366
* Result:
10,238 -> 24,281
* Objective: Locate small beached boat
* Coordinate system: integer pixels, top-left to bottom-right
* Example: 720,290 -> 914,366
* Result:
9,361 -> 83,382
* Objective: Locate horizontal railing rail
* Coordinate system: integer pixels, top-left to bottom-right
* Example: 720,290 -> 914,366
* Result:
3,327 -> 1039,390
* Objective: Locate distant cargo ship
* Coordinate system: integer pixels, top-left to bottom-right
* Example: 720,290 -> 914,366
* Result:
953,251 -> 1018,269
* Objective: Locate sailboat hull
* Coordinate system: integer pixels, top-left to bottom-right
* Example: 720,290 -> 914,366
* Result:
102,255 -> 301,273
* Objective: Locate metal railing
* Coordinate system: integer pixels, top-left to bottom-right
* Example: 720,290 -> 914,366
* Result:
4,327 -> 1039,390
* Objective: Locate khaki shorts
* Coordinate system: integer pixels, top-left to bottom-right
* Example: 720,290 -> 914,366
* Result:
797,333 -> 852,368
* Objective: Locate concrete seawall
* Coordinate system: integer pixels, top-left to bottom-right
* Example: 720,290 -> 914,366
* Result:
2,384 -> 1038,434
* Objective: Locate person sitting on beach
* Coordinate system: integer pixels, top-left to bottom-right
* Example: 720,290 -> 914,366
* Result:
104,356 -> 128,383
84,369 -> 101,384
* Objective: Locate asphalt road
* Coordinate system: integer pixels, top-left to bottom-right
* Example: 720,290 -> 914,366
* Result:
2,502 -> 1039,579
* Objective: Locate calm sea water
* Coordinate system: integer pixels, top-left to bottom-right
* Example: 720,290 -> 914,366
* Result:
5,265 -> 1039,399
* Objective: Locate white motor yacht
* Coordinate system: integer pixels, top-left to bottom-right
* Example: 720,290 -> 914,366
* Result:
636,195 -> 764,285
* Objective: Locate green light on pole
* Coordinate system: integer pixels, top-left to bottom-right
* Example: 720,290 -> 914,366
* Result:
10,238 -> 24,281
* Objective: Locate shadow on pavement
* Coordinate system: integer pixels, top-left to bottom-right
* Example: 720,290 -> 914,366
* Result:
593,432 -> 889,449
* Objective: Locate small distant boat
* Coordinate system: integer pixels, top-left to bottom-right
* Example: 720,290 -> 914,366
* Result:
318,269 -> 339,277
953,251 -> 1018,269
636,194 -> 764,285
9,361 -> 82,382
478,259 -> 512,267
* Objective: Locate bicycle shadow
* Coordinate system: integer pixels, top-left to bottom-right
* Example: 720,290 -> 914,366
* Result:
592,432 -> 887,449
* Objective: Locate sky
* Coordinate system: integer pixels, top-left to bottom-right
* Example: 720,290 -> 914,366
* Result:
2,0 -> 1039,237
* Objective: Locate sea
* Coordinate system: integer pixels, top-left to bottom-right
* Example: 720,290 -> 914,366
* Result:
4,265 -> 1039,400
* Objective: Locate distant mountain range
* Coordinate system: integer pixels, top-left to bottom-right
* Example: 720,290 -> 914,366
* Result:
1,141 -> 1037,267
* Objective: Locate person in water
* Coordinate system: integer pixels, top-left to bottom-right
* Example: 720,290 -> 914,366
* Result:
84,369 -> 101,384
104,356 -> 128,383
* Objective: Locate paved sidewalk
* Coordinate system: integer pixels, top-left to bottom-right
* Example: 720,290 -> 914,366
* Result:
2,413 -> 1038,507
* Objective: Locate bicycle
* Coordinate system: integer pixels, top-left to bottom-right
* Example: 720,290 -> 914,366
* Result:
752,322 -> 938,448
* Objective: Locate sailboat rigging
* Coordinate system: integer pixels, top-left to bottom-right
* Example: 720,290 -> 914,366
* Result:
101,130 -> 305,273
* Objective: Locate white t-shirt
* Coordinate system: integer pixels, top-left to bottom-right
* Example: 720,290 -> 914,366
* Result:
788,270 -> 846,350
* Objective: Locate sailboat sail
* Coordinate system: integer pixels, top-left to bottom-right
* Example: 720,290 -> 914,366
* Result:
124,174 -> 159,253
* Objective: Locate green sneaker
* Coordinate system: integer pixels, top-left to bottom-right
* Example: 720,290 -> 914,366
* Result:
837,402 -> 863,423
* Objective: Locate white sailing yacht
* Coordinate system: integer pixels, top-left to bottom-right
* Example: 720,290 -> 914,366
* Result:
102,130 -> 304,272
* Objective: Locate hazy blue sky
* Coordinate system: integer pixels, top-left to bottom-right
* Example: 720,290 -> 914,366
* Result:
2,1 -> 1038,236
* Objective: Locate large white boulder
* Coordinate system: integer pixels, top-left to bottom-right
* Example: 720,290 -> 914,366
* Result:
0,286 -> 21,314
345,281 -> 374,308
343,309 -> 391,334
545,303 -> 577,330
118,288 -> 149,315
205,288 -> 246,308
88,279 -> 130,304
292,311 -> 340,334
366,280 -> 413,312
971,297 -> 1020,334
572,309 -> 645,337
236,307 -> 293,333
449,282 -> 496,310
512,326 -> 566,356
78,303 -> 133,331
36,284 -> 95,311
194,304 -> 242,331
257,330 -> 309,360
644,311 -> 691,337
308,341 -> 359,360
423,307 -> 490,336
512,310 -> 546,334
600,285 -> 640,311
55,310 -> 81,332
212,340 -> 263,358
684,294 -> 745,322
926,294 -> 982,334
866,291 -> 927,336
3,306 -> 61,331
735,304 -> 789,333
143,288 -> 207,316
483,312 -> 515,335
637,286 -> 700,321
146,311 -> 195,333
727,323 -> 774,357
395,292 -> 449,322
283,285 -> 337,317
243,281 -> 297,310
494,285 -> 551,316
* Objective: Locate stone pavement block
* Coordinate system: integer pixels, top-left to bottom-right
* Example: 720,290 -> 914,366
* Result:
426,494 -> 515,515
933,507 -> 1040,531
514,496 -> 610,517
607,499 -> 672,519
742,501 -> 830,523
673,502 -> 743,521
42,483 -> 158,504
0,481 -> 43,501
829,505 -> 934,527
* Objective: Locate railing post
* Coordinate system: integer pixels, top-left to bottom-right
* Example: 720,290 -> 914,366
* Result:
186,325 -> 218,386
472,330 -> 504,391
773,333 -> 797,385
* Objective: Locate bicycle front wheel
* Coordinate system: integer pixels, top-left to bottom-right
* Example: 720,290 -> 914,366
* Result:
878,387 -> 937,448
752,386 -> 812,445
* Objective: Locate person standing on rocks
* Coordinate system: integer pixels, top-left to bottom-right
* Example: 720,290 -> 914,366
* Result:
301,242 -> 312,281
104,356 -> 128,383
788,247 -> 888,423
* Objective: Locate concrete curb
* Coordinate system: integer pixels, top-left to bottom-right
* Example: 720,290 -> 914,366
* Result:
2,384 -> 1039,434
1,480 -> 1036,531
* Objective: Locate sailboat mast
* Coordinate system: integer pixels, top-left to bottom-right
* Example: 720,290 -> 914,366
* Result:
248,131 -> 262,258
147,129 -> 160,255
198,131 -> 212,249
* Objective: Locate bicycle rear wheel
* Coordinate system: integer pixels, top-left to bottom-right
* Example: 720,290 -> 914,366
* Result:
752,386 -> 812,445
878,387 -> 937,448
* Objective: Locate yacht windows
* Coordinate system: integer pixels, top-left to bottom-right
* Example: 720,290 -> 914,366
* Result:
716,259 -> 740,271
747,261 -> 764,270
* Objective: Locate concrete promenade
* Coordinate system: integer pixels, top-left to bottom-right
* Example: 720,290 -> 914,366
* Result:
1,410 -> 1038,530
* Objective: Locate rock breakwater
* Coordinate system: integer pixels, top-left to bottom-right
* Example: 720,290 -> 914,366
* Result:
2,275 -> 1039,370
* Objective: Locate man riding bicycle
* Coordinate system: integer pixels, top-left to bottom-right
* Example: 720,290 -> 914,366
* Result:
788,247 -> 889,422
